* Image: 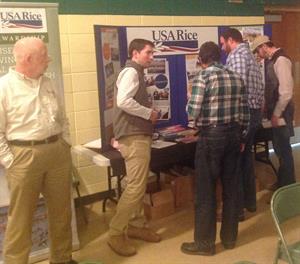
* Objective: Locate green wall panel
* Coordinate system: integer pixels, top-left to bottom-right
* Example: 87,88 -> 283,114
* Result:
62,0 -> 264,16
0,0 -> 267,16
265,0 -> 300,5
59,0 -> 108,14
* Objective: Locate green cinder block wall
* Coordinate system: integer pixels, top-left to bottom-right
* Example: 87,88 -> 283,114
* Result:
0,0 -> 265,15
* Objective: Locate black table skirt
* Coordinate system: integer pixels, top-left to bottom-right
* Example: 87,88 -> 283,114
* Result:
90,127 -> 273,177
91,142 -> 196,177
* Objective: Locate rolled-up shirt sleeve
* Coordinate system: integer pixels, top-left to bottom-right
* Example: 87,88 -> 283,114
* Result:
116,67 -> 152,120
186,74 -> 205,119
0,88 -> 14,169
273,56 -> 294,117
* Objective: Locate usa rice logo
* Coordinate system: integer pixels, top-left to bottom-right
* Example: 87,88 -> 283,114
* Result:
152,29 -> 199,54
1,19 -> 43,29
0,8 -> 47,33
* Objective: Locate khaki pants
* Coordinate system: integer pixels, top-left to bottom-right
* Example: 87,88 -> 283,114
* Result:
3,138 -> 73,264
109,135 -> 152,236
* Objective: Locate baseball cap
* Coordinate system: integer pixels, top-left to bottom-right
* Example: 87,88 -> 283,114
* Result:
251,35 -> 270,52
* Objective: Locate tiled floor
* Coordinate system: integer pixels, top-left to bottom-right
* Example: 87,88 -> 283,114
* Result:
33,146 -> 300,263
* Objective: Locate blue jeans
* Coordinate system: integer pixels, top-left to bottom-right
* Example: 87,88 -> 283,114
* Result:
239,109 -> 262,211
272,125 -> 295,187
194,125 -> 241,248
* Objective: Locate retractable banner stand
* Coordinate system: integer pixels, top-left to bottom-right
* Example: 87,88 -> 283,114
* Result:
0,2 -> 79,263
94,25 -> 269,151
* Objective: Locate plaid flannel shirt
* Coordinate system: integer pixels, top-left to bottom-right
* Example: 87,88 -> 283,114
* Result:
187,62 -> 250,131
226,42 -> 264,109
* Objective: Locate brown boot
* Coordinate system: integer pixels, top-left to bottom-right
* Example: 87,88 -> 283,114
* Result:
108,234 -> 137,257
127,226 -> 161,243
50,261 -> 78,264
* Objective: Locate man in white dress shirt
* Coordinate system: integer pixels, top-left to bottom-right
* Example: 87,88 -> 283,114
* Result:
0,37 -> 77,264
108,39 -> 161,256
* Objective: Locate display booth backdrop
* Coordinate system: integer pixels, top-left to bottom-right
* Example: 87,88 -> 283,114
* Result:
94,24 -> 272,152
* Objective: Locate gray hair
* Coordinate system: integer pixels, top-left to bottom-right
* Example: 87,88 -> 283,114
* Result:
13,37 -> 45,63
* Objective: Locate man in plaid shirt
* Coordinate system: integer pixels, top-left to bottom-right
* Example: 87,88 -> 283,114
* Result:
181,41 -> 249,256
220,28 -> 264,218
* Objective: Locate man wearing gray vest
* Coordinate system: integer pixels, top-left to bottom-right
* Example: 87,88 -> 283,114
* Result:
251,35 -> 295,188
108,39 -> 161,257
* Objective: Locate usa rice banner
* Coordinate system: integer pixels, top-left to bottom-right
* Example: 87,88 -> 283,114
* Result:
126,27 -> 218,55
0,7 -> 45,75
0,8 -> 48,42
0,2 -> 79,264
0,2 -> 64,100
127,26 -> 219,126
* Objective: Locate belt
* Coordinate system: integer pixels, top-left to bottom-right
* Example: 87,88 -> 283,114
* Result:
200,122 -> 239,129
9,135 -> 59,146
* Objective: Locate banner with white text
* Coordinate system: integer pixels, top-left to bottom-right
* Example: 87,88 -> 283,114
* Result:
0,2 -> 79,263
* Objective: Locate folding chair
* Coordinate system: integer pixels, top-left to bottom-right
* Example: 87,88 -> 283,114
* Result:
271,182 -> 300,264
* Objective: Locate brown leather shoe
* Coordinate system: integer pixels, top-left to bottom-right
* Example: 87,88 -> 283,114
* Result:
50,260 -> 78,264
266,181 -> 278,191
127,226 -> 161,243
181,242 -> 215,256
108,234 -> 137,257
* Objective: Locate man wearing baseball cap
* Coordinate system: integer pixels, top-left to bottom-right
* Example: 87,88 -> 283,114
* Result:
252,35 -> 295,189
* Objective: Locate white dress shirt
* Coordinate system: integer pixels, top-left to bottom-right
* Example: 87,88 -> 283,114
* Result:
0,68 -> 70,168
116,67 -> 152,120
273,56 -> 294,117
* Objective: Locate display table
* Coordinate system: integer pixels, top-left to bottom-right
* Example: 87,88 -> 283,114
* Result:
73,128 -> 277,212
254,127 -> 277,176
72,141 -> 196,212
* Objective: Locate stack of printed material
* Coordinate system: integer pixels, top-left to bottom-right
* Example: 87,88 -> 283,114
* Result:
157,125 -> 186,141
157,125 -> 197,142
175,130 -> 198,143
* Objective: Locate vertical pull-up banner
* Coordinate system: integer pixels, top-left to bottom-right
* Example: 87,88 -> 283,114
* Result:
0,2 -> 64,99
0,2 -> 79,263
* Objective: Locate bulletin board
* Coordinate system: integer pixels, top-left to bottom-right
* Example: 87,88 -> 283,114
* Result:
94,24 -> 271,151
